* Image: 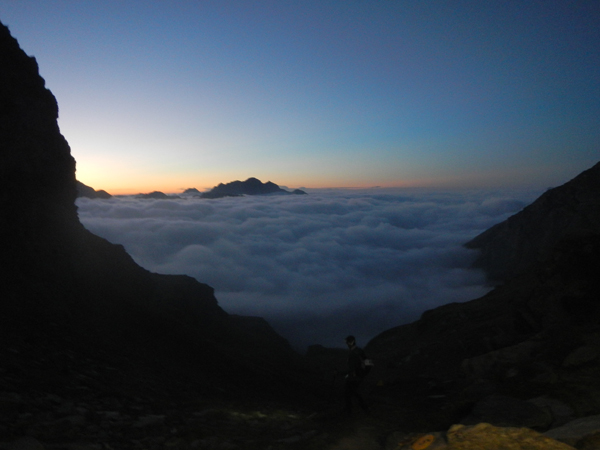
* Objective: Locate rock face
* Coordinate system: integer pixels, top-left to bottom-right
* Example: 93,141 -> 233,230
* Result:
1,22 -> 79,259
465,162 -> 600,283
444,423 -> 575,450
365,166 -> 600,431
390,423 -> 576,449
545,415 -> 600,448
200,177 -> 307,198
0,20 -> 304,411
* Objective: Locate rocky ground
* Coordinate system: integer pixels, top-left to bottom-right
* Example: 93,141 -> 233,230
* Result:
4,336 -> 600,450
0,332 -> 410,450
4,259 -> 600,450
0,358 -> 395,449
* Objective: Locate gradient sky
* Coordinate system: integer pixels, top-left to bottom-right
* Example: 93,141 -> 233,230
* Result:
2,1 -> 599,194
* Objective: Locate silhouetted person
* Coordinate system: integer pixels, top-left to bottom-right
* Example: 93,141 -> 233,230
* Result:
343,335 -> 369,415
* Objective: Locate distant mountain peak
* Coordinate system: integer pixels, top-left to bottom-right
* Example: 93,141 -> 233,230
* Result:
200,178 -> 307,199
135,191 -> 181,199
76,180 -> 112,199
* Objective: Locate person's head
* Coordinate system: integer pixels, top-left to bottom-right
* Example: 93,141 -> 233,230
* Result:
345,335 -> 356,348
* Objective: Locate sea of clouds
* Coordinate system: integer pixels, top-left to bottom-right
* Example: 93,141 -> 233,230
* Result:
76,188 -> 539,350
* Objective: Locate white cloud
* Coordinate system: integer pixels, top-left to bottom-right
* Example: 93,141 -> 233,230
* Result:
76,188 -> 536,350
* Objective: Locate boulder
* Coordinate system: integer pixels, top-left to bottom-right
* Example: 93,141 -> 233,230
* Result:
461,335 -> 545,380
446,423 -> 575,449
545,415 -> 600,447
528,396 -> 576,428
391,424 -> 576,450
461,394 -> 552,429
390,432 -> 446,450
562,345 -> 599,367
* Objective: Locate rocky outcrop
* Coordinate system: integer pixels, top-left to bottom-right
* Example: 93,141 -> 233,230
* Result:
200,177 -> 307,198
0,19 -> 306,419
545,415 -> 600,448
1,22 -> 80,252
364,162 -> 598,431
444,423 -> 575,449
390,423 -> 576,449
465,162 -> 600,283
360,164 -> 600,433
364,233 -> 600,430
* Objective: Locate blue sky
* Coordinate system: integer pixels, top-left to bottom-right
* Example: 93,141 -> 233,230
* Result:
2,1 -> 599,193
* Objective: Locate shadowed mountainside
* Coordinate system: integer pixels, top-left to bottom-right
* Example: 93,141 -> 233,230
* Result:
0,20 -> 308,409
465,162 -> 600,283
359,165 -> 600,440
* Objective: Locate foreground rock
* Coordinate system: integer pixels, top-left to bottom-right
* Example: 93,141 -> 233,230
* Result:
545,415 -> 600,448
388,423 -> 577,449
0,393 -> 326,450
445,423 -> 575,450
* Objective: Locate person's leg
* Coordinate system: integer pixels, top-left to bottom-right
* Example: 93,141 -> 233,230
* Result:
349,379 -> 368,413
344,380 -> 354,413
356,389 -> 369,413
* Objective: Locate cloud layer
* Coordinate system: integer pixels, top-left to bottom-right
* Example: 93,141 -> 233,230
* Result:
76,188 -> 534,350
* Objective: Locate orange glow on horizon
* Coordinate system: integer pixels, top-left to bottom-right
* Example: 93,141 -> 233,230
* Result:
78,177 -> 423,196
77,164 -> 536,196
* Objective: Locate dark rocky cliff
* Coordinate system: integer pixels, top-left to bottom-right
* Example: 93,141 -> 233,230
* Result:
465,162 -> 600,283
363,164 -> 600,433
0,21 -> 304,406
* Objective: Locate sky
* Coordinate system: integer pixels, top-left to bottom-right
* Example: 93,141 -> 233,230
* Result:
1,1 -> 598,194
76,187 -> 538,349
